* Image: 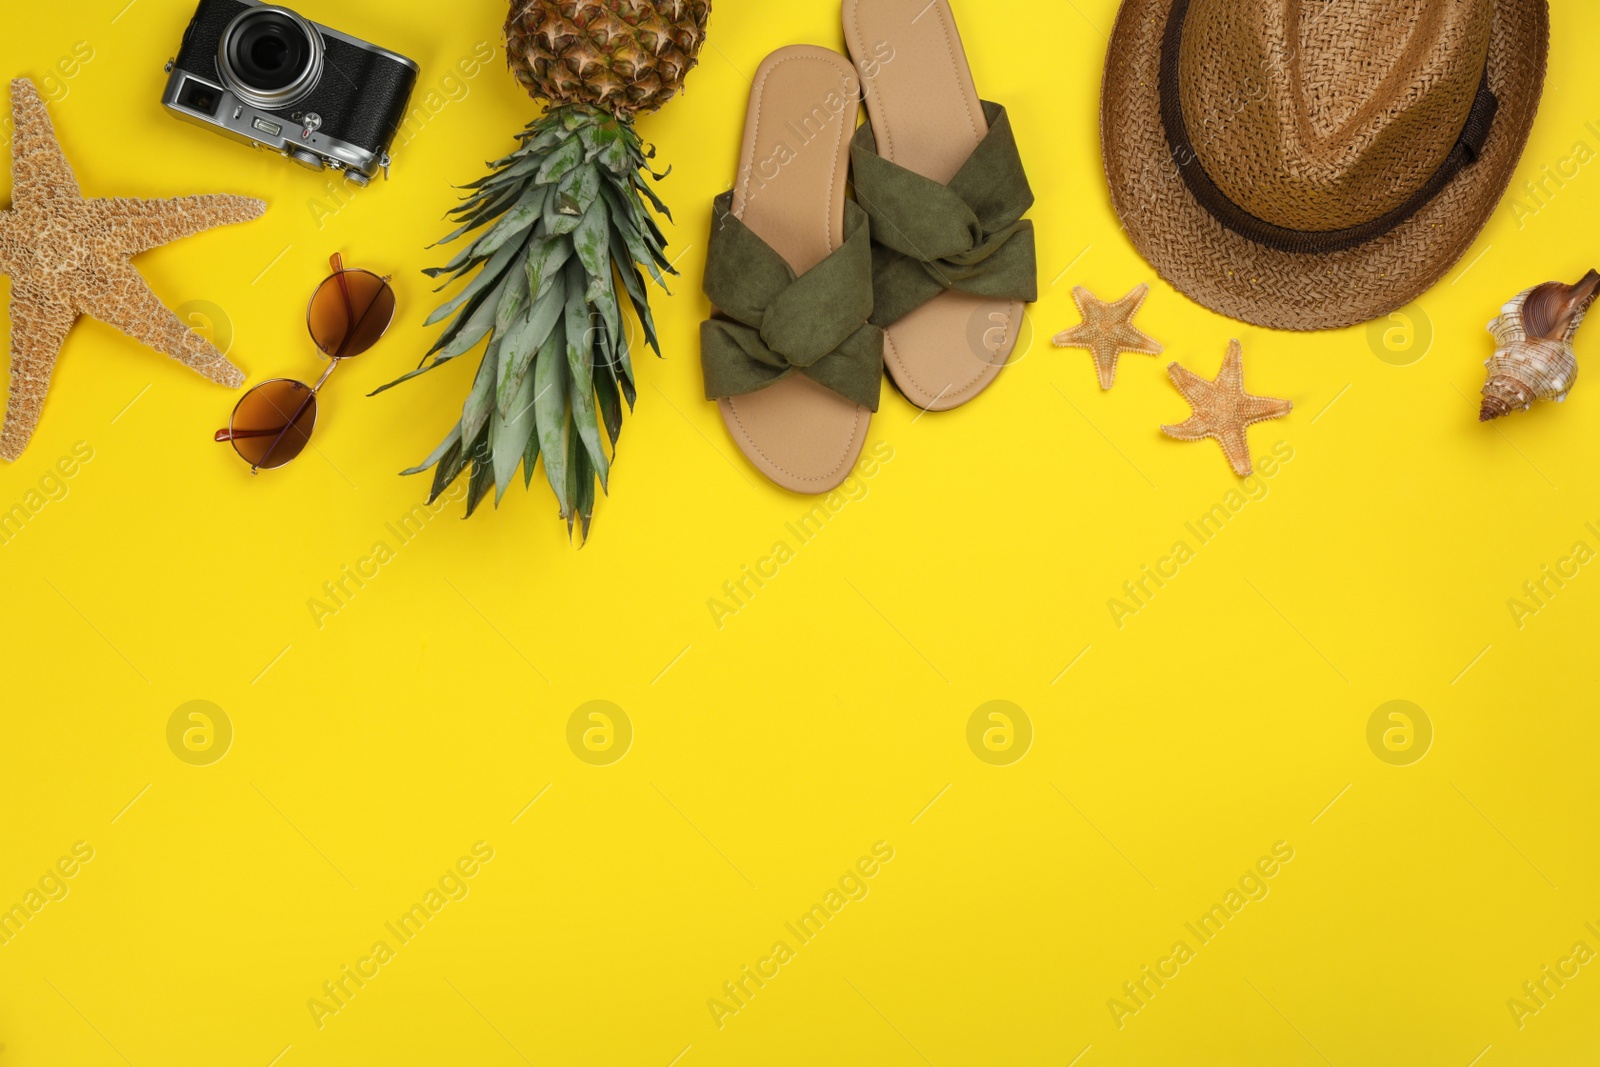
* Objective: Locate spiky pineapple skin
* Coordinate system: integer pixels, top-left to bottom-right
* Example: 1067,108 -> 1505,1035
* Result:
506,0 -> 711,117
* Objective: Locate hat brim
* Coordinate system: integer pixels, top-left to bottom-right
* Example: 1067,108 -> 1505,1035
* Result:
1101,0 -> 1549,331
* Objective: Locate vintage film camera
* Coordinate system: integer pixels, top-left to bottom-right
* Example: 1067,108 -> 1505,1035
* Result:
163,0 -> 418,185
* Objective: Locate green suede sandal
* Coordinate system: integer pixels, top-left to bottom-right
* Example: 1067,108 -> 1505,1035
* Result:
851,102 -> 1038,330
702,193 -> 883,412
699,47 -> 883,494
844,0 -> 1038,411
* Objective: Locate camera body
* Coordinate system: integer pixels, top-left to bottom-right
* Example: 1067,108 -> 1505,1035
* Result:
162,0 -> 418,185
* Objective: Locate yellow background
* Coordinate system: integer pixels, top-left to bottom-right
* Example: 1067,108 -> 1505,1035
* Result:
2,1 -> 1599,1064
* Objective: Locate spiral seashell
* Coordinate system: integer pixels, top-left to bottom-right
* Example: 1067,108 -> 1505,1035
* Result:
1479,270 -> 1600,421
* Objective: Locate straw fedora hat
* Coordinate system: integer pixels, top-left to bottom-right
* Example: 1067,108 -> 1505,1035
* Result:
1101,0 -> 1549,331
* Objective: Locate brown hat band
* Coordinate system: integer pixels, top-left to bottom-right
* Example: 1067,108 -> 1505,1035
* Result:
1158,0 -> 1501,255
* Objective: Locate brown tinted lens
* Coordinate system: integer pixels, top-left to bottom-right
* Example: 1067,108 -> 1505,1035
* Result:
230,379 -> 317,469
308,269 -> 395,358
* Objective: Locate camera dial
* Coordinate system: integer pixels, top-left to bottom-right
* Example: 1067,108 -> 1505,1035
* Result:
286,147 -> 323,171
217,5 -> 323,110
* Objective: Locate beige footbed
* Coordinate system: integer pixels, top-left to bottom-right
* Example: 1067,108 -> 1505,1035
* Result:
719,47 -> 871,494
843,0 -> 1023,411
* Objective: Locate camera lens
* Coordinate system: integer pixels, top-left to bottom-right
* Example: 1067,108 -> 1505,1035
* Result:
228,12 -> 310,90
217,6 -> 323,109
239,23 -> 300,87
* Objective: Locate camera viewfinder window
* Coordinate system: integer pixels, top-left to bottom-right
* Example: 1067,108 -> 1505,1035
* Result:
176,79 -> 221,116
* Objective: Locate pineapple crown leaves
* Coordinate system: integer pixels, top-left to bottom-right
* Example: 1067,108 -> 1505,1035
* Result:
373,105 -> 677,541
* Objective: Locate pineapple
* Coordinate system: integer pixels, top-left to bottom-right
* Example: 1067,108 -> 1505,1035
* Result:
379,0 -> 712,539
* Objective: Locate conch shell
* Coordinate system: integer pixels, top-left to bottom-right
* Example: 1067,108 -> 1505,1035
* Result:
1479,270 -> 1600,421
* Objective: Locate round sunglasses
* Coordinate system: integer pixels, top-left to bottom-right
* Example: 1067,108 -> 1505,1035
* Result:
215,253 -> 396,472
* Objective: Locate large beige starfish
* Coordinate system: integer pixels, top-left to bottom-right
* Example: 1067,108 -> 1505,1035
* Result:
1161,340 -> 1292,476
1053,283 -> 1163,390
0,78 -> 263,461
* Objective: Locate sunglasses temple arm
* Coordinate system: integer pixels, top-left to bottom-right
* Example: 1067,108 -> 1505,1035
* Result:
217,425 -> 308,441
331,263 -> 359,360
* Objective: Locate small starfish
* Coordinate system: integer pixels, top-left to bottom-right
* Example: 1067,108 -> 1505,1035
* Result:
1052,283 -> 1163,390
1161,340 -> 1292,476
0,79 -> 262,460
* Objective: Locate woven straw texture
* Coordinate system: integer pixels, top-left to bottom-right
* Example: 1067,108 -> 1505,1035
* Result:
1102,0 -> 1549,331
0,79 -> 260,461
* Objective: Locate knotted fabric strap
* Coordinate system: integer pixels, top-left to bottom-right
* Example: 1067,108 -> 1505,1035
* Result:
850,100 -> 1038,328
700,191 -> 884,411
